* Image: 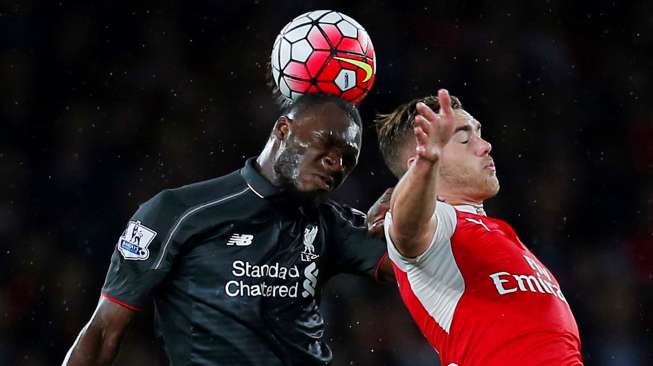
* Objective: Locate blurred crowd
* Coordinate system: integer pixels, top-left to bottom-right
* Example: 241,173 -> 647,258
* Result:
1,1 -> 651,365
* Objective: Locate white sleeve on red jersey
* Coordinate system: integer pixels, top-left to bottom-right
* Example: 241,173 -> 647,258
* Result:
384,202 -> 457,272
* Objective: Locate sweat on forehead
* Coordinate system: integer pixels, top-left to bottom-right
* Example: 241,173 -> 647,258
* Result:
282,94 -> 362,127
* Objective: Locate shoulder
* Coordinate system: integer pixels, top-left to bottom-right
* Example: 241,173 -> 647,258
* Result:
435,201 -> 457,222
137,169 -> 250,223
146,169 -> 246,208
433,202 -> 458,237
384,201 -> 458,269
320,200 -> 367,229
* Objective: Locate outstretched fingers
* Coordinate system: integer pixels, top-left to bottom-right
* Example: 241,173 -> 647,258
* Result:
416,102 -> 438,123
414,114 -> 433,135
437,89 -> 454,119
414,125 -> 429,150
414,118 -> 438,161
412,88 -> 456,162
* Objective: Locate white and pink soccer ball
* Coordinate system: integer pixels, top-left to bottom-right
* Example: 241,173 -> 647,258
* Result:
270,10 -> 376,104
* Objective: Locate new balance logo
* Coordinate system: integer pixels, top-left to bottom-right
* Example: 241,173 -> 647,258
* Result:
226,234 -> 254,246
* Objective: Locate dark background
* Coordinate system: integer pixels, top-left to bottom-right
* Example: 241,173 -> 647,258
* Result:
2,0 -> 652,365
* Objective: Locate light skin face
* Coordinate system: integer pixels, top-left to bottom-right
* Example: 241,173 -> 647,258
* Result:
404,108 -> 499,204
258,102 -> 362,201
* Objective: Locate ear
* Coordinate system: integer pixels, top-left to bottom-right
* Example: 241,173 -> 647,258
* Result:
406,155 -> 417,169
273,116 -> 292,141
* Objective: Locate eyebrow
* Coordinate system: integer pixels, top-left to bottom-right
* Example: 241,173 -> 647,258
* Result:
454,121 -> 482,133
455,125 -> 472,133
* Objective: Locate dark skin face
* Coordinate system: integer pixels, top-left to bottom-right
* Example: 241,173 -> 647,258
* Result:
258,102 -> 363,201
257,102 -> 394,282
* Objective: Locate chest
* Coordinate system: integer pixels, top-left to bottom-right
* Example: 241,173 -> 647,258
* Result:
449,214 -> 568,304
173,209 -> 329,301
450,215 -> 555,282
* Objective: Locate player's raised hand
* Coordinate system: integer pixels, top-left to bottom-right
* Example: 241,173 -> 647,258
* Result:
413,89 -> 456,163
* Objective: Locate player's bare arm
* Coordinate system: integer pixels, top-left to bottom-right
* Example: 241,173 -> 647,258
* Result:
364,187 -> 394,283
388,89 -> 456,258
367,188 -> 393,238
63,298 -> 135,366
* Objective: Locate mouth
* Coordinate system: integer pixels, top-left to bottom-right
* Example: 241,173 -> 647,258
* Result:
484,160 -> 496,172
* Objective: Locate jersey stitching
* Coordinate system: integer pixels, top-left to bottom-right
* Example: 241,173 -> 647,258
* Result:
152,186 -> 251,269
330,203 -> 362,227
246,182 -> 265,198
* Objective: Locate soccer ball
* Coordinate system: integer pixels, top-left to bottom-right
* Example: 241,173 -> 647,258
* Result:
270,10 -> 376,104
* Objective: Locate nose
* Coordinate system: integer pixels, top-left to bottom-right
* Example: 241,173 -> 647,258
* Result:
322,153 -> 344,173
477,137 -> 492,156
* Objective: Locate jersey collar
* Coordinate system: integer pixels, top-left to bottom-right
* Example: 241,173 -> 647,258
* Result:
241,157 -> 284,199
453,203 -> 487,216
437,197 -> 487,216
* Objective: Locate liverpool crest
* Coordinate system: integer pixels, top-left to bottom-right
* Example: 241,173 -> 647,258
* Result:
301,224 -> 319,262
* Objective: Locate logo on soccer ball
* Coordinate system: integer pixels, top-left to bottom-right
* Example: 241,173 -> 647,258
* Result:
270,10 -> 376,104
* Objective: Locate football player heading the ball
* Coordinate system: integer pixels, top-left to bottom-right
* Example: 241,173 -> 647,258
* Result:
64,10 -> 393,365
64,92 -> 393,366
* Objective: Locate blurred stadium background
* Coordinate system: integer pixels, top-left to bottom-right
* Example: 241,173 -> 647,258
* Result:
2,0 -> 652,365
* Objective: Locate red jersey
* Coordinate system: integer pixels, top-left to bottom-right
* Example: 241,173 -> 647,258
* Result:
384,203 -> 582,366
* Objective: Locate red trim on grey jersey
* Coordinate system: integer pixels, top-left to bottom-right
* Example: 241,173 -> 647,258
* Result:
101,292 -> 143,312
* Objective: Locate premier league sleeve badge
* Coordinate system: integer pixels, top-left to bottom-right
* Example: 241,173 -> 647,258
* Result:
117,220 -> 157,260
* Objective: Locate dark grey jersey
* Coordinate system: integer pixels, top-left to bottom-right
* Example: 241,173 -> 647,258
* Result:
101,158 -> 387,366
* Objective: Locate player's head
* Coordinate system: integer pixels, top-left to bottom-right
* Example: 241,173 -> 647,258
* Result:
267,93 -> 363,200
376,94 -> 499,202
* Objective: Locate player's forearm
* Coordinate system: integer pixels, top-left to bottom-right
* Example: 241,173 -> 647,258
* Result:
64,324 -> 122,366
389,157 -> 439,253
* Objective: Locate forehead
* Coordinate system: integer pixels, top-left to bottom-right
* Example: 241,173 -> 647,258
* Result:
292,103 -> 361,141
453,109 -> 481,129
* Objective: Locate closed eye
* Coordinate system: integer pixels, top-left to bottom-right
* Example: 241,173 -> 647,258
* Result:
455,128 -> 471,144
455,122 -> 481,144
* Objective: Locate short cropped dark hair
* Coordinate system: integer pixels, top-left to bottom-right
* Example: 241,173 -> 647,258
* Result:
375,95 -> 463,178
283,93 -> 362,128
